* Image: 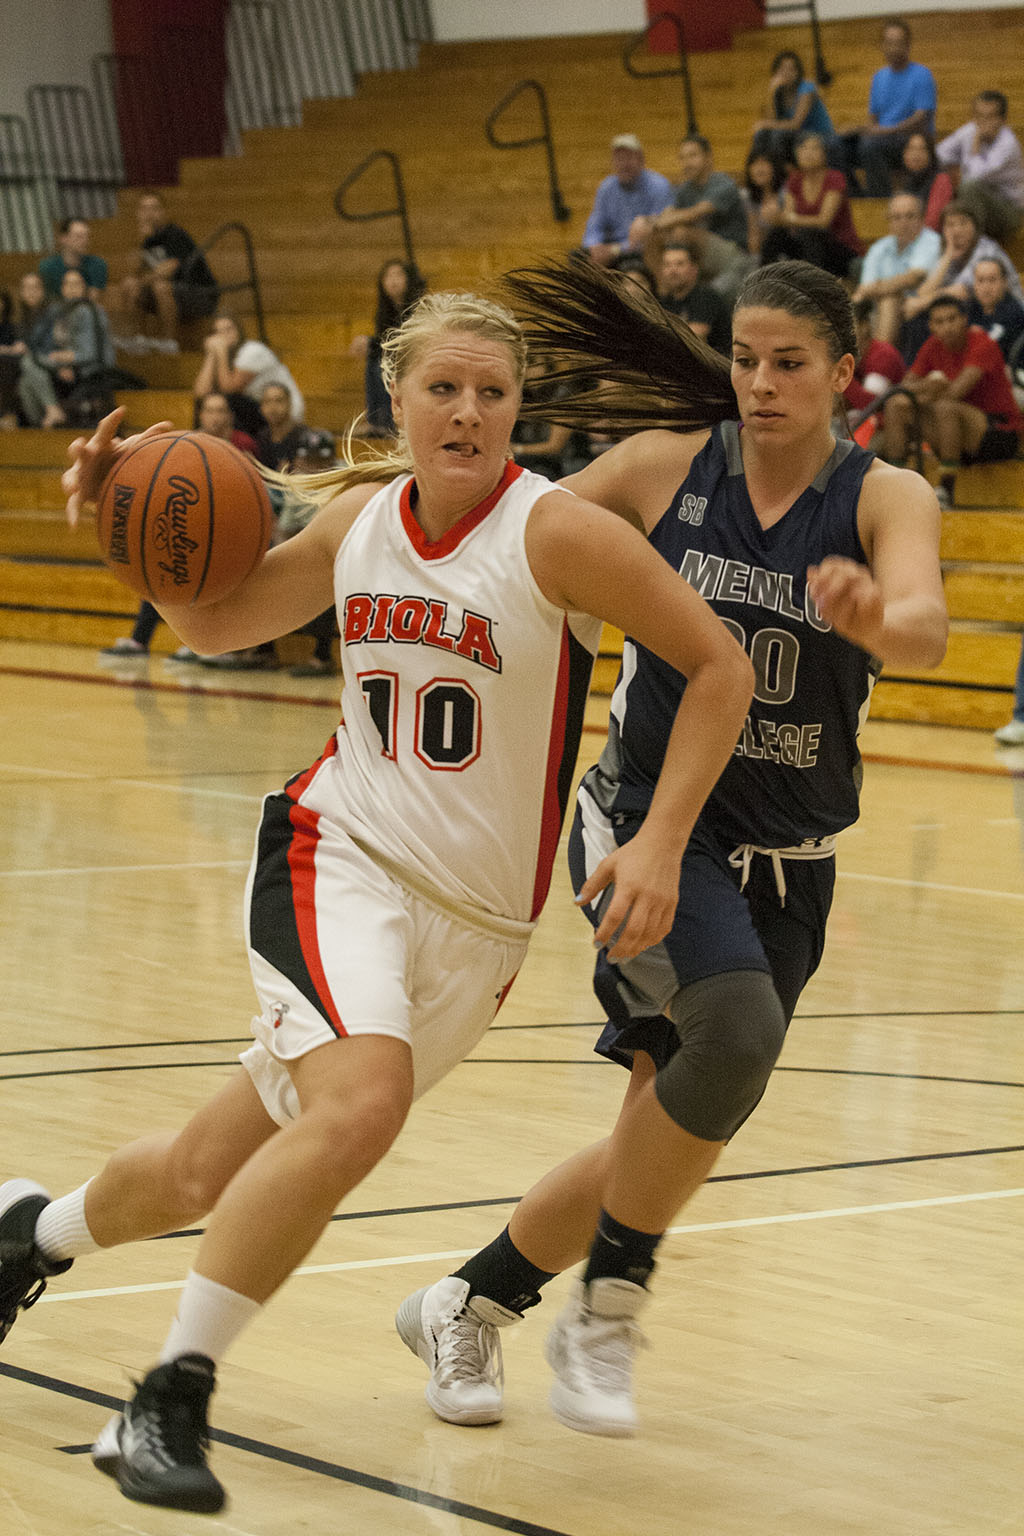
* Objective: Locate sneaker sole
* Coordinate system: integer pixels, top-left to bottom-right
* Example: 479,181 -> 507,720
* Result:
395,1288 -> 503,1426
116,1470 -> 227,1514
548,1385 -> 636,1438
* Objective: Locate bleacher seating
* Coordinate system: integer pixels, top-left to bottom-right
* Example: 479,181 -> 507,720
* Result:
1,10 -> 1023,727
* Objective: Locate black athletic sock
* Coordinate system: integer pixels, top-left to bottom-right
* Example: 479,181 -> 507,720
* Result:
453,1225 -> 557,1315
583,1209 -> 662,1290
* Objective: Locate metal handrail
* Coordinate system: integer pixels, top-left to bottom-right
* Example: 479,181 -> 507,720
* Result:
333,150 -> 415,270
484,80 -> 570,225
752,0 -> 832,86
848,383 -> 923,473
190,221 -> 269,345
623,12 -> 698,137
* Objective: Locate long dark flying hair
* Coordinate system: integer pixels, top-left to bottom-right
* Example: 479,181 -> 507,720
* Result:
505,257 -> 855,433
504,257 -> 736,432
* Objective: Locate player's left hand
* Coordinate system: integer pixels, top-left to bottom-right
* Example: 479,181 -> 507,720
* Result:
577,830 -> 681,963
807,556 -> 885,653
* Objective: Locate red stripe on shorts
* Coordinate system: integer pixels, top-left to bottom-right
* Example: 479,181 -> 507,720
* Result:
286,799 -> 347,1037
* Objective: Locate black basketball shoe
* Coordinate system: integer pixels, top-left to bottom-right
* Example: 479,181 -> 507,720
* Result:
93,1353 -> 226,1513
0,1180 -> 73,1345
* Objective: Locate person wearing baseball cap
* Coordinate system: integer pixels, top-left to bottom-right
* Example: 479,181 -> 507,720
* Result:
582,134 -> 674,267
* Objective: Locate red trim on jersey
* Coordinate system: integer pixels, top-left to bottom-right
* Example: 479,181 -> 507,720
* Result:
285,798 -> 347,1038
399,460 -> 524,561
285,734 -> 338,804
530,620 -> 571,921
494,971 -> 520,1016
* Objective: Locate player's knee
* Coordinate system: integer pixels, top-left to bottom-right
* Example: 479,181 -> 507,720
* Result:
163,1135 -> 228,1223
654,969 -> 787,1141
313,1081 -> 410,1176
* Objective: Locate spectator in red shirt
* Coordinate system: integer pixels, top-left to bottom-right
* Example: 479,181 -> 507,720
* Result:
760,132 -> 864,277
845,297 -> 906,413
882,294 -> 1022,505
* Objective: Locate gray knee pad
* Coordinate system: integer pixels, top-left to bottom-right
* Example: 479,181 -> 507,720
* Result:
654,969 -> 787,1142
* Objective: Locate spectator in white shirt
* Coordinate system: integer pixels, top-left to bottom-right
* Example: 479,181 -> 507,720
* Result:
938,92 -> 1024,243
192,314 -> 304,437
852,191 -> 942,342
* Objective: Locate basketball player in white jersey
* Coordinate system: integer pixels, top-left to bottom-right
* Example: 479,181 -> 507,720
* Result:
0,293 -> 753,1513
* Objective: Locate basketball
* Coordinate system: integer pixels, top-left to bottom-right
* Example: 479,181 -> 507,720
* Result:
94,432 -> 274,607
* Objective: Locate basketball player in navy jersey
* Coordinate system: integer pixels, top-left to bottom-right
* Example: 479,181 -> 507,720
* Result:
396,260 -> 948,1437
0,292 -> 753,1514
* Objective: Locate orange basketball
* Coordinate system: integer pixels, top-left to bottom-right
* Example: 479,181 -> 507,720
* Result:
95,432 -> 273,607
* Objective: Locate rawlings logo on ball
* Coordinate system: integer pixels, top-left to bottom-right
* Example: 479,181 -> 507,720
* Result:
153,475 -> 201,587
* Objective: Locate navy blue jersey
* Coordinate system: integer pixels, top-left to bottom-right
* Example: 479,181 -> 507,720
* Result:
600,421 -> 879,847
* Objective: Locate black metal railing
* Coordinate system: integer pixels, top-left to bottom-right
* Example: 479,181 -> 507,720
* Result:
26,83 -> 121,220
754,0 -> 832,86
848,384 -> 923,473
0,114 -> 54,252
334,150 -> 416,270
190,221 -> 269,344
485,80 -> 570,225
623,11 -> 698,137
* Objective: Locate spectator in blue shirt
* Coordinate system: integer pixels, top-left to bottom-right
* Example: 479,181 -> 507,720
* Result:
852,191 -> 942,343
751,51 -> 836,167
582,134 -> 674,268
837,19 -> 937,197
38,219 -> 108,303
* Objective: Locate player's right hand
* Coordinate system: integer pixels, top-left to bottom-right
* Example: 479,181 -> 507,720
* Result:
63,408 -> 173,527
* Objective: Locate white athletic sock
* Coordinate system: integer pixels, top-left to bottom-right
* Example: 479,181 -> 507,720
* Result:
34,1182 -> 101,1262
159,1270 -> 262,1365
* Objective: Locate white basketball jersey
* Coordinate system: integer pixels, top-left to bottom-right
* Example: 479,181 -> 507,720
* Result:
287,463 -> 600,926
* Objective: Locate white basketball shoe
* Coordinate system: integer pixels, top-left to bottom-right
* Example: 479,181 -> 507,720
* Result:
545,1276 -> 649,1437
396,1275 -> 520,1425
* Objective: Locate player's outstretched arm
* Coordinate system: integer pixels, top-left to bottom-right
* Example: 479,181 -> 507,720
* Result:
808,462 -> 948,669
150,485 -> 381,655
526,490 -> 753,962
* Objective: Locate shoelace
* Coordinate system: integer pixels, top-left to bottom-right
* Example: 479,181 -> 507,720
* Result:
436,1310 -> 503,1390
133,1382 -> 212,1466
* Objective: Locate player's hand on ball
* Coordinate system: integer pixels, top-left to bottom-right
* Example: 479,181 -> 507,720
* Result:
807,557 -> 885,653
64,408 -> 173,527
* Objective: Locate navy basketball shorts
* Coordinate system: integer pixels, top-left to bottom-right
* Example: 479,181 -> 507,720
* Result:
240,789 -> 527,1125
568,792 -> 835,1071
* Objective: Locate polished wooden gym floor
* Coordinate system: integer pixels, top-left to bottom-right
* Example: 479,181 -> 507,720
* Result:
1,637 -> 1021,1536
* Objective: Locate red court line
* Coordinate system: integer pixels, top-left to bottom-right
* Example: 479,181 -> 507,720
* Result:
2,662 -> 1022,777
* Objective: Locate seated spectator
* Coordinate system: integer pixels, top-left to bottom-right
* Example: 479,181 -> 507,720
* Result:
655,241 -> 731,355
38,218 -> 107,302
852,192 -> 941,343
0,290 -> 21,430
349,259 -> 428,434
882,295 -> 1022,507
196,390 -> 257,455
651,135 -> 753,303
741,150 -> 787,256
750,50 -> 836,167
893,132 -> 954,231
937,91 -> 1024,244
510,357 -> 572,482
112,192 -> 217,354
581,135 -> 674,269
193,315 -> 303,439
900,200 -> 1024,357
761,132 -> 864,278
845,297 -> 906,416
836,19 -> 937,197
255,381 -> 331,471
967,256 -> 1024,362
17,269 -> 115,429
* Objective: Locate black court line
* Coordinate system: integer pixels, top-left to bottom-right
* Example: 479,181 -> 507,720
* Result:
151,1143 -> 1024,1241
5,1057 -> 1023,1094
0,1363 -> 575,1536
